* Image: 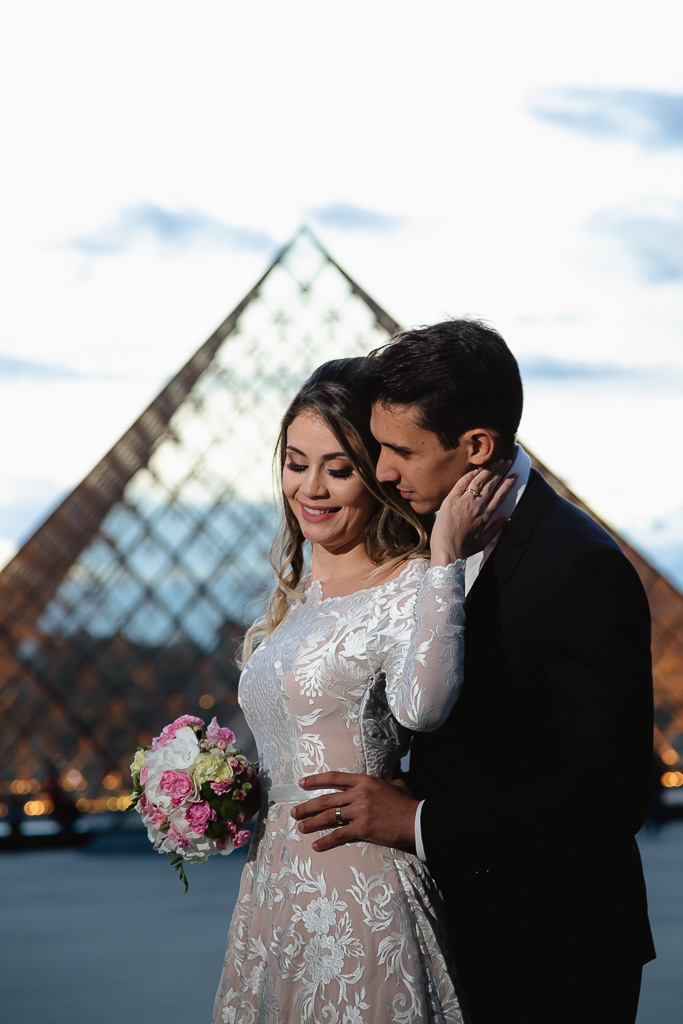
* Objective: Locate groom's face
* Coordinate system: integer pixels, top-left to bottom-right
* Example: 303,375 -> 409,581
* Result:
370,402 -> 470,514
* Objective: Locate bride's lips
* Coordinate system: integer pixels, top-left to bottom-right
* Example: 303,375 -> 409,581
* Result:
299,504 -> 342,523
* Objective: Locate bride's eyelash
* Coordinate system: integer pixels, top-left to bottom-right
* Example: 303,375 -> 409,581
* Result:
285,461 -> 353,479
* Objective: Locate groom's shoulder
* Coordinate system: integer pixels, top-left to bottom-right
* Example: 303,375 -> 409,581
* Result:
523,470 -> 623,560
518,473 -> 650,618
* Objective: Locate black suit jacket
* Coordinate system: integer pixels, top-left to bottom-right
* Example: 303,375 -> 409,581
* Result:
408,470 -> 655,972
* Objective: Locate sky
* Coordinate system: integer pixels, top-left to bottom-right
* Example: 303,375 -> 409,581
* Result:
1,0 -> 683,583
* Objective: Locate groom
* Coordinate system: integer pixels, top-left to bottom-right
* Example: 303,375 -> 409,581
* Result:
293,319 -> 655,1024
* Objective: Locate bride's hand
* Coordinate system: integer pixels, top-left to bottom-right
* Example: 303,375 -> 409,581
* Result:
430,459 -> 517,565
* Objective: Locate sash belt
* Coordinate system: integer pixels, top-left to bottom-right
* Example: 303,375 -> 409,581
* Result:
265,784 -> 339,805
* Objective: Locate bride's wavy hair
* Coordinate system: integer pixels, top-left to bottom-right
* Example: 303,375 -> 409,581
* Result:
240,357 -> 430,664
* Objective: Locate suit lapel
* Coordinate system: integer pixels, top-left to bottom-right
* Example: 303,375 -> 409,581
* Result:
466,470 -> 558,602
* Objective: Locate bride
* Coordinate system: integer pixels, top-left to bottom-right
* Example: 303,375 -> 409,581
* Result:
213,358 -> 512,1024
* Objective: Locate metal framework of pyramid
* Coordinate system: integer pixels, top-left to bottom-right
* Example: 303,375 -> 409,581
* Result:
1,227 -> 681,818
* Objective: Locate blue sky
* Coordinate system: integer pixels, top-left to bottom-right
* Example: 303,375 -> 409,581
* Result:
531,88 -> 683,149
70,204 -> 276,257
1,0 -> 683,582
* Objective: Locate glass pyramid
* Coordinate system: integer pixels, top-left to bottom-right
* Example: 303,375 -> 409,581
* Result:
0,227 -> 681,820
0,229 -> 399,812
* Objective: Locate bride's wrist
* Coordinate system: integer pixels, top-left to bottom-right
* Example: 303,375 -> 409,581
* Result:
430,546 -> 459,566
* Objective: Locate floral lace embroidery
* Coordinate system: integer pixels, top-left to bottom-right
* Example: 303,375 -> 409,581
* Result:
213,558 -> 466,1024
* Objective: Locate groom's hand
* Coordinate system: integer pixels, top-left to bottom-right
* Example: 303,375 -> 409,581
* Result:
291,773 -> 418,853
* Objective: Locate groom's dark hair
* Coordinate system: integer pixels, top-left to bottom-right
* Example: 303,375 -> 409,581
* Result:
365,318 -> 523,451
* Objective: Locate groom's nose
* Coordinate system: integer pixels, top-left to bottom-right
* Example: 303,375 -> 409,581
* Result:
376,449 -> 400,483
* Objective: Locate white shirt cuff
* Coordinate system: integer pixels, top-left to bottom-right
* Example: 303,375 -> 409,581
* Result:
414,799 -> 426,863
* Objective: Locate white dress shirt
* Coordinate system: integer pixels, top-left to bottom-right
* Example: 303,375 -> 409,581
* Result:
413,445 -> 532,861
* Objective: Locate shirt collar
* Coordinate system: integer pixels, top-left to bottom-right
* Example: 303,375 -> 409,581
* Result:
497,443 -> 531,521
463,444 -> 531,594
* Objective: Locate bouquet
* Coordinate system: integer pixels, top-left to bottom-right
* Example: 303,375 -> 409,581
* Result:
129,715 -> 257,890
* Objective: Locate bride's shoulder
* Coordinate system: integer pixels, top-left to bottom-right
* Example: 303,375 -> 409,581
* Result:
298,570 -> 313,592
378,556 -> 429,594
398,556 -> 429,583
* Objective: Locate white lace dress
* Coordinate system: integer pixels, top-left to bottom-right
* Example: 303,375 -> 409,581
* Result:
213,558 -> 466,1024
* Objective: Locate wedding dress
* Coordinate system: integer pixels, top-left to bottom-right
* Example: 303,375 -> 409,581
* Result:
213,558 -> 467,1024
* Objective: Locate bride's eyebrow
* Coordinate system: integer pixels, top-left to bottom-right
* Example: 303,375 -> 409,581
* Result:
286,445 -> 348,461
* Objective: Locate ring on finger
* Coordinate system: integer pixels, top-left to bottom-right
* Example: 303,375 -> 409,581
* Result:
335,806 -> 344,826
466,487 -> 481,498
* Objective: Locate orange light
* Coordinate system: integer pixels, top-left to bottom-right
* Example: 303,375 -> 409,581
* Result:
662,749 -> 679,766
661,771 -> 683,788
199,694 -> 215,710
0,802 -> 8,818
24,800 -> 47,816
76,798 -> 90,812
11,779 -> 32,795
103,772 -> 121,791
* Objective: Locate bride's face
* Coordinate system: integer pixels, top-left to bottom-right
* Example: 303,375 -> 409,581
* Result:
283,410 -> 377,554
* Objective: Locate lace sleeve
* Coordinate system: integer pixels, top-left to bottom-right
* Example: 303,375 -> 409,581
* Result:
378,561 -> 466,732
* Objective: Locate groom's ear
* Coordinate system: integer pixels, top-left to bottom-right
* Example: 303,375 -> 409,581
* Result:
460,428 -> 499,466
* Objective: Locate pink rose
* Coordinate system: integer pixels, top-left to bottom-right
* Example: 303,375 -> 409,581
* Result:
140,765 -> 149,785
232,828 -> 250,848
167,825 -> 190,849
185,800 -> 216,835
160,770 -> 194,805
205,717 -> 236,749
146,805 -> 167,829
210,779 -> 232,795
153,715 -> 204,750
139,791 -> 168,829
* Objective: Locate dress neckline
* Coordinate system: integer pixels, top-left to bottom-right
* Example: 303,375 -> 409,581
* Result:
304,557 -> 424,604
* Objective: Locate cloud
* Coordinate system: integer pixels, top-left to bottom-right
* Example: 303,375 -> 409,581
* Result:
0,356 -> 81,381
520,354 -> 683,383
530,88 -> 683,149
519,356 -> 636,380
70,204 -> 275,257
591,202 -> 683,283
310,202 -> 407,232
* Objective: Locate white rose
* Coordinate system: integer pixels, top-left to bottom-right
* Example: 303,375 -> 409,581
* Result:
142,756 -> 172,810
158,727 -> 200,770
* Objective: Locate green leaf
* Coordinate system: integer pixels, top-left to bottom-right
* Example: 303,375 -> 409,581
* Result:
167,852 -> 190,892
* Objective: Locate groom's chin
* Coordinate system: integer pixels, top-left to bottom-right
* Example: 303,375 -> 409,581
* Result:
406,496 -> 437,515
